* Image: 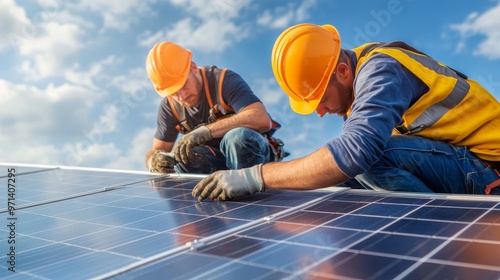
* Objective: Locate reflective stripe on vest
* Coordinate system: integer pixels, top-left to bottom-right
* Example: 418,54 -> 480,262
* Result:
353,42 -> 500,161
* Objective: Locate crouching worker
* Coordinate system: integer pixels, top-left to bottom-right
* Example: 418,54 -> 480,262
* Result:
145,41 -> 287,174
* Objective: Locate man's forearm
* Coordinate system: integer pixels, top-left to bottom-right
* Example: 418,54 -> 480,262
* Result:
206,103 -> 271,138
262,146 -> 349,190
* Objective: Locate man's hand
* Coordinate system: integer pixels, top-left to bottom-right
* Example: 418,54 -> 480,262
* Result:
148,150 -> 177,173
174,126 -> 212,164
192,164 -> 264,201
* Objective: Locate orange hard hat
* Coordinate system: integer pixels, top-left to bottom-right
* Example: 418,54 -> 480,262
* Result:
146,41 -> 192,97
272,23 -> 341,114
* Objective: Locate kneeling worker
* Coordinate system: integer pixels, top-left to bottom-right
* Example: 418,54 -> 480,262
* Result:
145,41 -> 286,174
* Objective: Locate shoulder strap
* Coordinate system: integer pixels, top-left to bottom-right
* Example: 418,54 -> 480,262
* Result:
203,66 -> 234,115
214,68 -> 233,113
200,67 -> 214,108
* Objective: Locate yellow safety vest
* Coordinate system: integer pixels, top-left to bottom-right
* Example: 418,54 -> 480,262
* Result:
352,42 -> 500,161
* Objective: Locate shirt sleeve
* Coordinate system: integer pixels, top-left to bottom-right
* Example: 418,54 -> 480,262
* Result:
221,70 -> 262,113
325,53 -> 428,178
154,98 -> 180,142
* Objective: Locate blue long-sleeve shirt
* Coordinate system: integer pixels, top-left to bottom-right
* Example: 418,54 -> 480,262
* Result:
326,51 -> 429,178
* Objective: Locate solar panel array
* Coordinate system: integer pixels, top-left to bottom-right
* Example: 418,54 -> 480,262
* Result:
1,163 -> 500,279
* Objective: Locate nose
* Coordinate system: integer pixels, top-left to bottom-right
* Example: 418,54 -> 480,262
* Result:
175,89 -> 188,101
316,106 -> 326,118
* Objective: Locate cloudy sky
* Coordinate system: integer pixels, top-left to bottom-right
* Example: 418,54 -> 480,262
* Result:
1,0 -> 500,171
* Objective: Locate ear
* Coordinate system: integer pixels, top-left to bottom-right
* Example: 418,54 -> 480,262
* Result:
190,61 -> 198,71
335,62 -> 350,81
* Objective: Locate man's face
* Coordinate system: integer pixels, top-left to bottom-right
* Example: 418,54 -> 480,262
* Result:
315,78 -> 353,118
170,65 -> 202,107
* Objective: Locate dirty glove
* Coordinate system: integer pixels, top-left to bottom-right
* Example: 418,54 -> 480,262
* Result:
174,126 -> 212,165
148,150 -> 177,173
192,164 -> 264,201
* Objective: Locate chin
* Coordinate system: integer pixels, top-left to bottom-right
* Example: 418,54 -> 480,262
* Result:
183,99 -> 198,108
187,97 -> 202,107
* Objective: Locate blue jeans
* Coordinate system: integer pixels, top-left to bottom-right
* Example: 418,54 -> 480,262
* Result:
344,135 -> 500,195
177,127 -> 271,174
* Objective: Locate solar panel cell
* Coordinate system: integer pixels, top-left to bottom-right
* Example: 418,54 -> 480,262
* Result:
308,251 -> 414,279
383,218 -> 467,237
351,233 -> 445,257
404,262 -> 500,279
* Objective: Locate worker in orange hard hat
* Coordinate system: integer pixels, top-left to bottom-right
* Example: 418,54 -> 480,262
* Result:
192,23 -> 500,201
145,41 -> 287,174
146,41 -> 193,97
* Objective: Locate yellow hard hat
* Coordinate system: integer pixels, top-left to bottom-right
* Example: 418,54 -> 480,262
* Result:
146,41 -> 192,97
272,23 -> 341,114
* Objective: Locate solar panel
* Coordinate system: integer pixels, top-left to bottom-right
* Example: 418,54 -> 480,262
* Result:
0,163 -> 157,211
0,163 -> 499,279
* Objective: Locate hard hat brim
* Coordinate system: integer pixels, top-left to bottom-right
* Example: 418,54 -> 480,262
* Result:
289,95 -> 321,115
156,81 -> 185,97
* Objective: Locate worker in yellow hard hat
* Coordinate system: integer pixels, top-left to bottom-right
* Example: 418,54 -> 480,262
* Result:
192,23 -> 500,201
145,41 -> 287,174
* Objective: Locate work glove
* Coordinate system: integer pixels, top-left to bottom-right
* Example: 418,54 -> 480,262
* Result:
148,150 -> 177,173
174,126 -> 212,165
192,164 -> 264,201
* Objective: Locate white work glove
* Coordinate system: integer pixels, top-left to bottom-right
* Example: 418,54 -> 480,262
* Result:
192,164 -> 264,201
148,150 -> 176,173
174,126 -> 212,165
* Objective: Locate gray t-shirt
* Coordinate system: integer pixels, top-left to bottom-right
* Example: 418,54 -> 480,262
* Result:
154,68 -> 262,143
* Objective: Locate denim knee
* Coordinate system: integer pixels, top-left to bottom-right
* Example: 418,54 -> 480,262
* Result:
220,127 -> 271,169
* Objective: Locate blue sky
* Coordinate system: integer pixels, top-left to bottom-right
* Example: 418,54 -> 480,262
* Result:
1,0 -> 500,171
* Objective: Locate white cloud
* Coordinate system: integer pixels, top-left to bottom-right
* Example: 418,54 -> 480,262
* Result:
0,77 -> 151,170
168,0 -> 250,21
16,21 -> 85,80
140,0 -> 251,53
251,78 -> 286,106
140,19 -> 249,54
61,142 -> 122,167
48,9 -> 95,29
3,1 -> 115,86
104,127 -> 156,170
65,55 -> 121,90
1,122 -> 150,171
450,2 -> 500,59
0,79 -> 108,167
3,144 -> 62,166
138,30 -> 166,49
0,0 -> 30,51
2,1 -> 92,81
109,67 -> 159,123
110,67 -> 150,94
257,8 -> 294,29
257,0 -> 316,29
0,80 -> 98,143
0,80 -> 100,129
165,18 -> 249,53
71,0 -> 158,32
296,0 -> 316,20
